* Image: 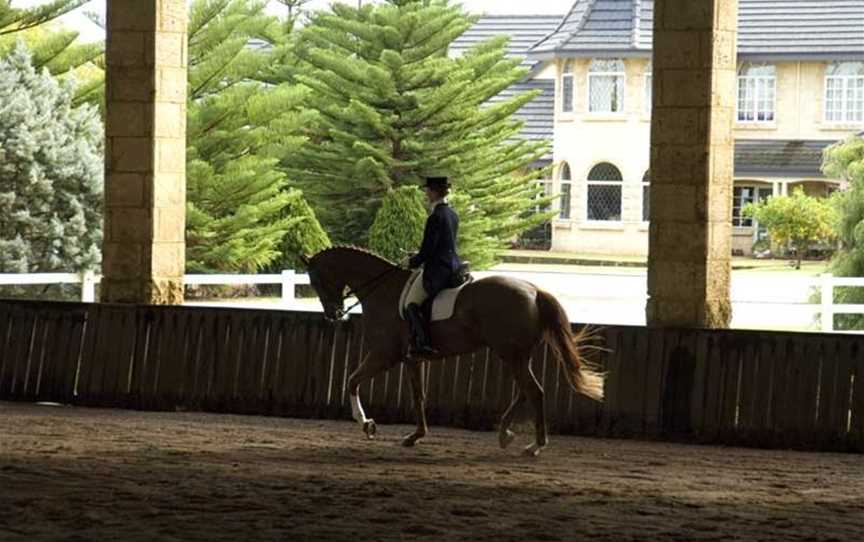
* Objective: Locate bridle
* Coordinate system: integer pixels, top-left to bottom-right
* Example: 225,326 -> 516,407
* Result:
314,265 -> 400,321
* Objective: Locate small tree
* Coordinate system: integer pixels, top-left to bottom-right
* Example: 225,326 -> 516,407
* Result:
0,44 -> 103,273
743,187 -> 836,270
368,186 -> 427,263
823,135 -> 864,329
268,189 -> 331,272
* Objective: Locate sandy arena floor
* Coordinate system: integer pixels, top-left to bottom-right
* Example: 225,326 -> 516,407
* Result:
0,401 -> 861,541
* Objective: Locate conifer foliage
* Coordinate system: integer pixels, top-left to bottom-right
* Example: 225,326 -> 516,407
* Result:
0,0 -> 103,105
289,0 -> 550,268
368,186 -> 427,263
0,44 -> 102,273
185,0 -> 325,272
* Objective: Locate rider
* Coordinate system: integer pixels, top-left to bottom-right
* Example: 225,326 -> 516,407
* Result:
405,176 -> 462,357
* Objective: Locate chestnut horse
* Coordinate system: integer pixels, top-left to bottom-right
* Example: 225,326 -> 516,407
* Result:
302,246 -> 603,456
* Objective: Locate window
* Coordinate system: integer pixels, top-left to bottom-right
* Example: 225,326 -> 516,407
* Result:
825,62 -> 864,123
732,186 -> 773,227
588,59 -> 625,113
737,63 -> 776,122
644,61 -> 652,115
535,180 -> 553,213
642,170 -> 650,222
558,162 -> 572,219
586,163 -> 623,222
561,61 -> 574,113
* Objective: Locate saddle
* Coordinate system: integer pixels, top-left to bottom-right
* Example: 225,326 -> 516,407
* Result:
399,263 -> 473,322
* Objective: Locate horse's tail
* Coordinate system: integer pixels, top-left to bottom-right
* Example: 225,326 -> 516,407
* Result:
536,289 -> 604,401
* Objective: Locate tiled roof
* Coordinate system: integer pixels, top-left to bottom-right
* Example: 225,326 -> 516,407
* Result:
451,16 -> 561,162
450,15 -> 563,68
529,0 -> 864,59
734,140 -> 838,178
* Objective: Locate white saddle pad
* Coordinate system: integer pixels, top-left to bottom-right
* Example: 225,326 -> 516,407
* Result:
399,270 -> 471,322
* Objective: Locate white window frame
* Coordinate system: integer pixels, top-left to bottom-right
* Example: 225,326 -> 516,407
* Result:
643,61 -> 652,116
732,186 -> 773,228
557,163 -> 572,220
824,62 -> 864,124
535,180 -> 553,213
641,170 -> 650,223
737,63 -> 776,123
585,163 -> 623,223
587,59 -> 626,114
561,61 -> 574,113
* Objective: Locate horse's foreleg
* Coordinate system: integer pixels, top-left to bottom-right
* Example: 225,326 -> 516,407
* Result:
346,354 -> 385,439
401,360 -> 428,447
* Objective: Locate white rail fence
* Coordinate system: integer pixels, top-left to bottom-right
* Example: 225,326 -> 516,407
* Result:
0,270 -> 310,306
1,271 -> 864,333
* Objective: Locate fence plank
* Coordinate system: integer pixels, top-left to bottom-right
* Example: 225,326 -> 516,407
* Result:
831,338 -> 856,447
4,309 -> 37,399
850,341 -> 864,448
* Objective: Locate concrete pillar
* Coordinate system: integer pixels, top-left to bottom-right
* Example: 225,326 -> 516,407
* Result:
646,0 -> 737,328
101,0 -> 187,304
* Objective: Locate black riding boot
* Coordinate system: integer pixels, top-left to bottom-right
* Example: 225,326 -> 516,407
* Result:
406,302 -> 437,357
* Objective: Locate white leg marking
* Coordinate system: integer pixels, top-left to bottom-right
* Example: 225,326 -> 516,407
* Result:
350,393 -> 368,424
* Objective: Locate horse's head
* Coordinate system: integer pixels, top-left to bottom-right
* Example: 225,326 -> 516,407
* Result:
303,253 -> 348,322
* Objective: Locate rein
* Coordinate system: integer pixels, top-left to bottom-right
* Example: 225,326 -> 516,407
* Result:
341,266 -> 400,314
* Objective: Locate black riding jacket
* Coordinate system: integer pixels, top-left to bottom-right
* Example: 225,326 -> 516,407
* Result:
408,201 -> 461,295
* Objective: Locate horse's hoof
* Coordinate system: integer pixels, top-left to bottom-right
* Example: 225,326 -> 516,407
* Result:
401,433 -> 424,447
523,442 -> 544,457
363,419 -> 377,439
498,429 -> 515,449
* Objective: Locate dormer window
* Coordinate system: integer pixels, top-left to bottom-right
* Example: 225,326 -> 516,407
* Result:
825,62 -> 864,123
561,61 -> 574,113
588,59 -> 625,113
737,63 -> 776,123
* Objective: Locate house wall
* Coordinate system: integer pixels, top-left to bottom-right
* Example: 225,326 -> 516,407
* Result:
545,57 -> 860,256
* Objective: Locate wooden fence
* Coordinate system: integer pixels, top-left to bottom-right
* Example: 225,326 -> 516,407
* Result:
0,300 -> 862,452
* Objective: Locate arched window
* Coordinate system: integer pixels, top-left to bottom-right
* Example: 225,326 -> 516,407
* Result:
825,61 -> 864,123
737,63 -> 776,122
586,163 -> 622,222
588,59 -> 625,113
561,61 -> 574,113
557,162 -> 572,219
642,170 -> 650,222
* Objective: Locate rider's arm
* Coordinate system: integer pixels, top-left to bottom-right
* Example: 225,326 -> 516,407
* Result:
409,213 -> 441,269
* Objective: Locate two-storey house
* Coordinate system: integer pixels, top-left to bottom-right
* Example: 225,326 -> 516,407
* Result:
456,0 -> 864,256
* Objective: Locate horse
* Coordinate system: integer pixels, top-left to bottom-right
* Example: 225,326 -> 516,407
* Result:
301,246 -> 603,457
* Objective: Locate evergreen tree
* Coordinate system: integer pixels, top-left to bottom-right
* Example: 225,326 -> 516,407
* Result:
824,135 -> 864,329
0,1 -> 103,105
185,0 -> 322,272
288,0 -> 550,268
0,44 -> 102,273
268,188 -> 331,271
368,186 -> 427,262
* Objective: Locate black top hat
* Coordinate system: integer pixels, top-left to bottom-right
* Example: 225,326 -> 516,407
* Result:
423,176 -> 450,190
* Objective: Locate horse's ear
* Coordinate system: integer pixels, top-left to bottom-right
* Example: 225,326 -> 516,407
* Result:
300,254 -> 310,266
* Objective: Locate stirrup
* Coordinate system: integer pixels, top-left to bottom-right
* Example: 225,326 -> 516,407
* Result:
409,344 -> 438,358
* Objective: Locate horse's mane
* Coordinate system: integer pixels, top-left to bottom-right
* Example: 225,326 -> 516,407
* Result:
311,245 -> 399,269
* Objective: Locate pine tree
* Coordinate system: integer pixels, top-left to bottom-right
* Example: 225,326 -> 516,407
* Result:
0,43 -> 102,273
368,186 -> 427,262
0,1 -> 103,105
185,0 -> 323,272
287,0 -> 550,268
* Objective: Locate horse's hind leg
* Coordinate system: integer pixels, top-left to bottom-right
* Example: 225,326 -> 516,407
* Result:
401,360 -> 428,447
515,360 -> 547,457
498,389 -> 525,449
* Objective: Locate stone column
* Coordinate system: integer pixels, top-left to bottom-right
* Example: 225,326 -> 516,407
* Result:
647,0 -> 737,328
101,0 -> 187,304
